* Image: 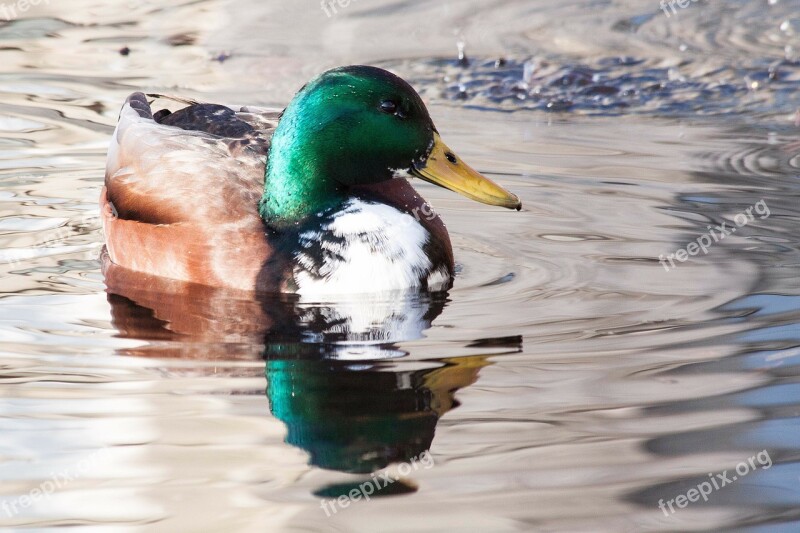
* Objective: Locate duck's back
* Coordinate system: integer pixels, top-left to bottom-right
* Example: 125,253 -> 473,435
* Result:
102,93 -> 281,291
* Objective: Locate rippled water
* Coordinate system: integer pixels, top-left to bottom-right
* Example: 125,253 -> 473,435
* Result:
1,0 -> 799,531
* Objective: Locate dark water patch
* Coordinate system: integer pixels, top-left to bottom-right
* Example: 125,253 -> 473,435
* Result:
313,479 -> 417,499
392,55 -> 800,119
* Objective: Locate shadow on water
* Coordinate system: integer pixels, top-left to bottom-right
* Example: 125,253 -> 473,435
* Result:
102,251 -> 520,489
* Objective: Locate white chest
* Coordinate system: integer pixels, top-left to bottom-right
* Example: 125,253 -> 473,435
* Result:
293,200 -> 449,296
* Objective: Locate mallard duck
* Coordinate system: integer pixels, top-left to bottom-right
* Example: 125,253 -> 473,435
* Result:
101,65 -> 521,295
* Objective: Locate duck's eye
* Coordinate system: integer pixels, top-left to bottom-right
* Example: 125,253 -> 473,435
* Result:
380,100 -> 398,114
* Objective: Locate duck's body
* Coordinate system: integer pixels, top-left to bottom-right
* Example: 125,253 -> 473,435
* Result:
102,66 -> 519,295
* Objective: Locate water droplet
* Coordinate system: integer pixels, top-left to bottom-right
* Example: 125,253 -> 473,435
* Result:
456,41 -> 469,67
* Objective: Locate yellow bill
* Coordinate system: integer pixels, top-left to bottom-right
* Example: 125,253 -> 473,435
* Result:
412,133 -> 521,210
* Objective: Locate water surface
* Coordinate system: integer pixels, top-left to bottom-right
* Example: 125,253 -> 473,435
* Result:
1,0 -> 799,531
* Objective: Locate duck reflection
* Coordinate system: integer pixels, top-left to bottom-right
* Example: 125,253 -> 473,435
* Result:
103,253 -> 497,473
266,355 -> 488,473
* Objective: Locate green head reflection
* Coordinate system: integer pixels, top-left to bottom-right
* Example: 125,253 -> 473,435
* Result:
265,355 -> 488,473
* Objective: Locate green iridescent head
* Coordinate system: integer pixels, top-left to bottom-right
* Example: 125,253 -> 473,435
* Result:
260,65 -> 433,227
260,65 -> 521,228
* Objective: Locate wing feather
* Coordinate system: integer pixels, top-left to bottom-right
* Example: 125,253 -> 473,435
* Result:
105,93 -> 276,225
102,93 -> 280,290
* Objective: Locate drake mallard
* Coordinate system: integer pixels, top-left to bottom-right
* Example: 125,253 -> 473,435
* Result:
101,65 -> 521,295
